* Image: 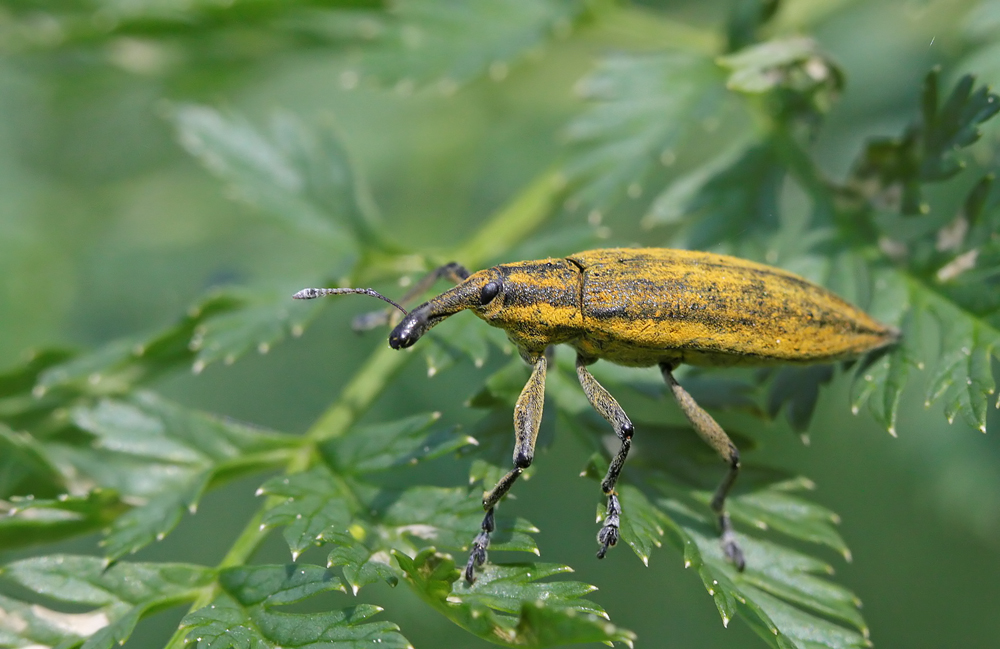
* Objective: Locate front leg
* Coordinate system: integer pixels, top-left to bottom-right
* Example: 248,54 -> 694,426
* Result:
575,355 -> 634,559
661,364 -> 745,570
465,353 -> 547,584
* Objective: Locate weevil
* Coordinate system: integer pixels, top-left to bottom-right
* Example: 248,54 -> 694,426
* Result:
294,248 -> 899,583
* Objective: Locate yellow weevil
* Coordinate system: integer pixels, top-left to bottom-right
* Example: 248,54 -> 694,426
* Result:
294,248 -> 898,583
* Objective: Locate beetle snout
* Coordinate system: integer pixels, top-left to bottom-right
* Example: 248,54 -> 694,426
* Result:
389,313 -> 424,349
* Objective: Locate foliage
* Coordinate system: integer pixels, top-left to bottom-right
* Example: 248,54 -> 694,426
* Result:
2,1 -> 1000,649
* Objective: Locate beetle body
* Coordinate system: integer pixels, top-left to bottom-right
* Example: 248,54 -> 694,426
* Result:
298,247 -> 897,583
394,248 -> 897,365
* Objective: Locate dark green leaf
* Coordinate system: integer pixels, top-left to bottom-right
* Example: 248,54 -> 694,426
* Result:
190,286 -> 326,372
851,70 -> 1000,215
0,490 -> 126,552
0,423 -> 65,498
56,392 -> 293,558
347,0 -> 586,89
380,486 -> 538,555
718,36 -> 843,122
645,141 -> 784,250
615,484 -> 666,566
35,292 -> 244,394
564,51 -> 729,210
324,531 -> 400,595
1,555 -> 213,649
726,480 -> 850,559
324,412 -> 477,474
182,577 -> 409,649
657,496 -> 868,646
219,564 -> 345,606
259,467 -> 356,560
174,106 -> 384,248
395,548 -> 635,648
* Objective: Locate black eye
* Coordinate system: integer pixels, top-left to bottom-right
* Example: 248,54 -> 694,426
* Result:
480,281 -> 501,305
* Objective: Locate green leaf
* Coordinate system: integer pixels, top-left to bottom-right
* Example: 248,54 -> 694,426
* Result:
767,365 -> 835,433
0,490 -> 126,552
56,392 -> 294,558
575,402 -> 865,646
380,486 -> 539,555
923,296 -> 1000,433
182,565 -> 409,649
395,548 -> 635,648
644,140 -> 784,249
174,106 -> 384,248
259,467 -> 356,560
564,51 -> 729,210
726,481 -> 850,559
35,292 -> 244,394
851,70 -> 1000,214
657,495 -> 868,647
0,423 -> 65,499
718,36 -> 844,122
345,0 -> 587,89
324,531 -> 400,595
720,37 -> 833,94
843,260 -> 1000,435
218,564 -> 346,606
189,286 -> 326,372
0,555 -> 213,649
323,412 -> 478,474
615,484 -> 666,567
0,348 -> 73,399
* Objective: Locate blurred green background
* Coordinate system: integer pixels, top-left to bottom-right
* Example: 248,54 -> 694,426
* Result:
1,0 -> 999,647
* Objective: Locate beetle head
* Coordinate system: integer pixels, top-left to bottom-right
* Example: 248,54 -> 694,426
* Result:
388,269 -> 499,349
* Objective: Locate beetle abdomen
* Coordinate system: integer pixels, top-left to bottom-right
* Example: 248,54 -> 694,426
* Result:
569,248 -> 897,367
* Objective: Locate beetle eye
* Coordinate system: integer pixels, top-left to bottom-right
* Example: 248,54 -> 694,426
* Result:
480,281 -> 501,306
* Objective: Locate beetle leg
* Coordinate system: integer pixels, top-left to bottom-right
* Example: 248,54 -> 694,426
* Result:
465,353 -> 547,584
352,262 -> 471,331
660,363 -> 746,571
575,355 -> 634,559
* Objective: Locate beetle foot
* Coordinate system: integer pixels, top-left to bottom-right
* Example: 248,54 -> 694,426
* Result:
596,493 -> 621,559
464,531 -> 490,583
719,513 -> 745,571
464,508 -> 495,584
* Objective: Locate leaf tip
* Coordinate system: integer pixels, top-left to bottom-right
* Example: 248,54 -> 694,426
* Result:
887,426 -> 898,438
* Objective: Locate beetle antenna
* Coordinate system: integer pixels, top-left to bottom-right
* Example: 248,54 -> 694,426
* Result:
292,287 -> 408,315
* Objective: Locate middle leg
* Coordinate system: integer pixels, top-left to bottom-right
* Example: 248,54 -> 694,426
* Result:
575,355 -> 635,559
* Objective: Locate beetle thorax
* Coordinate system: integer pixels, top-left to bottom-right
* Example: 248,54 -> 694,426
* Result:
471,259 -> 584,356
